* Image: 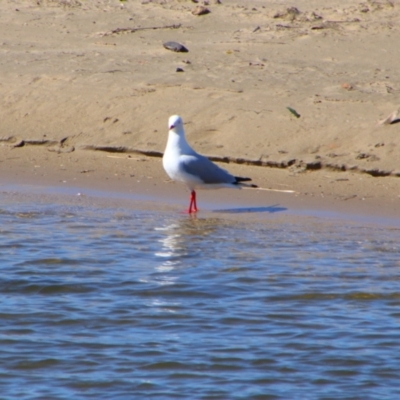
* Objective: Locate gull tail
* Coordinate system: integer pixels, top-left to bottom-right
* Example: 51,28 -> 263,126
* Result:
234,176 -> 258,188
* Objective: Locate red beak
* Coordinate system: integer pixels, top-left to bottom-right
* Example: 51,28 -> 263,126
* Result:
169,124 -> 175,129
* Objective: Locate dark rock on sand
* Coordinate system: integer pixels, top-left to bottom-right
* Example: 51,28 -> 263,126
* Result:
163,41 -> 189,53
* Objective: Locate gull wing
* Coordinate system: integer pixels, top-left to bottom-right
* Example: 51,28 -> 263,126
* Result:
180,154 -> 236,185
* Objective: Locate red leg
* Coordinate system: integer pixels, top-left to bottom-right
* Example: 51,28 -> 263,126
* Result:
192,190 -> 198,212
188,190 -> 198,213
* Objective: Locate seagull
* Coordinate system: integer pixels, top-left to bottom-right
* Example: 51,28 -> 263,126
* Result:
163,115 -> 257,213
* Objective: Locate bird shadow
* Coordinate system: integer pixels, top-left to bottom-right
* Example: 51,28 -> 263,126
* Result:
212,204 -> 287,214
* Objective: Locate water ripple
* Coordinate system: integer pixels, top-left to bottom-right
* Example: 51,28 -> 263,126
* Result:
0,200 -> 399,399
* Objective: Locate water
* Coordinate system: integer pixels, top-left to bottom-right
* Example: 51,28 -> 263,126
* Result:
1,190 -> 400,399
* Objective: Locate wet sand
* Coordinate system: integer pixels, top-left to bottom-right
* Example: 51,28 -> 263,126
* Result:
1,145 -> 399,227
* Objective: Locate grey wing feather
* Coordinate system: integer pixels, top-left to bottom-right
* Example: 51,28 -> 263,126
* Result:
180,154 -> 235,184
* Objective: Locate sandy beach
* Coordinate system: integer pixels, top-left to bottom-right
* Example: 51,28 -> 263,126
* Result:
0,0 -> 399,218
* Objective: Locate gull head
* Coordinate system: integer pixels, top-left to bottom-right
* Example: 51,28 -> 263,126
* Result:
169,115 -> 183,131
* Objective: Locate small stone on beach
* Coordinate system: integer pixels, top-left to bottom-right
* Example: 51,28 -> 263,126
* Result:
192,6 -> 211,16
163,41 -> 188,53
341,83 -> 354,91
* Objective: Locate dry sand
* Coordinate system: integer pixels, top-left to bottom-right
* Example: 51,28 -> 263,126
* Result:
0,0 -> 399,219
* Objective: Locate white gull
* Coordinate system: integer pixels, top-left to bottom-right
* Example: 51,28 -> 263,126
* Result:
162,115 -> 257,213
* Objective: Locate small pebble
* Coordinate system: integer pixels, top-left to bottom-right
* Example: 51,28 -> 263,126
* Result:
192,6 -> 210,15
341,82 -> 354,91
163,41 -> 189,53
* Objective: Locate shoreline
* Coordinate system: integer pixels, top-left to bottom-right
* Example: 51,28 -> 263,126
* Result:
1,146 -> 399,228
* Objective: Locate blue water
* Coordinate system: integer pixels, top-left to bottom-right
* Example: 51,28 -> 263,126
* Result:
1,190 -> 400,399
